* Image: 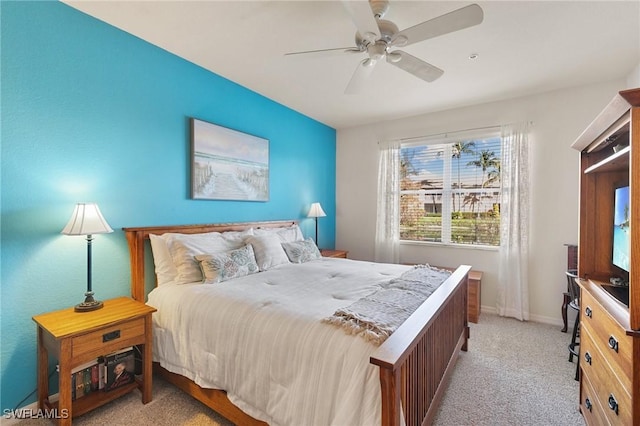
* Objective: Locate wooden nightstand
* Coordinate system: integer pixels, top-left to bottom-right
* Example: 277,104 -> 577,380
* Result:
428,265 -> 482,324
320,249 -> 348,258
467,271 -> 482,323
32,297 -> 156,425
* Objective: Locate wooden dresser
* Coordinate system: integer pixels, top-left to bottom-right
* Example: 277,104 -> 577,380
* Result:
571,88 -> 640,425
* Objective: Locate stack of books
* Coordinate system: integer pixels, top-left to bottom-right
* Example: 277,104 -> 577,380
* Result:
71,347 -> 136,400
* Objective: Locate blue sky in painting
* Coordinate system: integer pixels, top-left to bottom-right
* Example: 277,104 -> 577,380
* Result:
193,118 -> 269,166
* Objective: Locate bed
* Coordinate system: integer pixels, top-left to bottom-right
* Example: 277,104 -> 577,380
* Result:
123,220 -> 471,426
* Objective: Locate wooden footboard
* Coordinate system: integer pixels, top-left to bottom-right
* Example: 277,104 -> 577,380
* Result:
371,265 -> 470,426
123,222 -> 470,426
153,362 -> 267,426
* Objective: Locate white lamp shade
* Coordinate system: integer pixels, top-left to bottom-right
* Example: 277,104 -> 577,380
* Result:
61,203 -> 113,236
307,202 -> 326,218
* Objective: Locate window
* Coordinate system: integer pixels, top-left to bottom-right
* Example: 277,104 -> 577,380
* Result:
400,133 -> 502,246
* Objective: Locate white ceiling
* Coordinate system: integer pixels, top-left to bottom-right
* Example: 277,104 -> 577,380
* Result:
63,1 -> 640,129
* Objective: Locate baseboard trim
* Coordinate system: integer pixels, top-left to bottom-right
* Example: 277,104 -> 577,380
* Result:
480,305 -> 564,327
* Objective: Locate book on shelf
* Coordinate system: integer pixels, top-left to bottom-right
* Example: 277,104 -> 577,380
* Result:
90,363 -> 99,392
67,347 -> 137,399
104,347 -> 136,392
70,358 -> 98,401
97,356 -> 105,390
82,367 -> 91,397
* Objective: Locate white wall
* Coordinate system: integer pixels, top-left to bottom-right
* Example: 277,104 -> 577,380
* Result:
336,79 -> 629,325
627,62 -> 640,87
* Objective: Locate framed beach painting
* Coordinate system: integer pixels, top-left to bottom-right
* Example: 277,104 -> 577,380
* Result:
191,118 -> 269,201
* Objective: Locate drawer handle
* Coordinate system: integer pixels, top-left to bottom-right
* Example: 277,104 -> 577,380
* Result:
103,330 -> 121,342
584,352 -> 592,365
608,336 -> 619,353
608,394 -> 619,415
585,398 -> 592,412
584,306 -> 592,318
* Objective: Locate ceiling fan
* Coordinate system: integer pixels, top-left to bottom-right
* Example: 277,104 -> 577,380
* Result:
285,1 -> 484,94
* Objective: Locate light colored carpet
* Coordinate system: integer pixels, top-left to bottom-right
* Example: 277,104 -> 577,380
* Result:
432,313 -> 584,426
15,313 -> 584,425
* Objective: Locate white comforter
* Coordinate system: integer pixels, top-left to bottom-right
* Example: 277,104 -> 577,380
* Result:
147,257 -> 411,426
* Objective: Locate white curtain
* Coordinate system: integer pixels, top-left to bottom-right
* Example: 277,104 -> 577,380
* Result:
497,122 -> 530,321
374,140 -> 401,263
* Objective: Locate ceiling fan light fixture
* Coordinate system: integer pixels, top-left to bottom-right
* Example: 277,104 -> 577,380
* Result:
362,31 -> 378,44
387,51 -> 402,63
367,41 -> 386,61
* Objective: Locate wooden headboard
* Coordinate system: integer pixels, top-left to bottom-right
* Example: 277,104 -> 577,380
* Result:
122,220 -> 298,302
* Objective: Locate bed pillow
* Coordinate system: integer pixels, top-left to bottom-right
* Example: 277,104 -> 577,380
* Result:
149,234 -> 179,285
282,238 -> 322,263
166,229 -> 253,284
254,224 -> 303,243
195,244 -> 259,284
246,234 -> 290,271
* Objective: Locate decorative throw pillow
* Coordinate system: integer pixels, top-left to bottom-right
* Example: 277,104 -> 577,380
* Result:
194,244 -> 259,284
246,234 -> 290,271
166,229 -> 253,284
282,238 -> 322,263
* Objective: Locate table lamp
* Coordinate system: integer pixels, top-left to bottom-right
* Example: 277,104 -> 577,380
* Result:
62,203 -> 113,312
307,202 -> 326,247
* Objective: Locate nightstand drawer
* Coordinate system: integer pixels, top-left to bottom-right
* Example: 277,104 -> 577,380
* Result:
72,318 -> 145,362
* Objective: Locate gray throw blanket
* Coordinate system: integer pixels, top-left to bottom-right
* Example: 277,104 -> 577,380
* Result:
323,264 -> 452,345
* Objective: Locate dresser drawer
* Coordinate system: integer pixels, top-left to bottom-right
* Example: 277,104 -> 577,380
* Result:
580,326 -> 631,425
71,317 -> 145,362
581,324 -> 631,394
581,371 -> 610,426
580,289 -> 632,385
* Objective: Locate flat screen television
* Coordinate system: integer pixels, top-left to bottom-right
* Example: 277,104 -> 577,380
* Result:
612,185 -> 630,273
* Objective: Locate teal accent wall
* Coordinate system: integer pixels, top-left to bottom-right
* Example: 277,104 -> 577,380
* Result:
1,1 -> 336,411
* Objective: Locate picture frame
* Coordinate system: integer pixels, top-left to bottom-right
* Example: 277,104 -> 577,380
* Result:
191,118 -> 269,201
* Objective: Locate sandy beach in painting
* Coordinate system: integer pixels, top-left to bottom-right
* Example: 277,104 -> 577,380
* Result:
193,152 -> 268,201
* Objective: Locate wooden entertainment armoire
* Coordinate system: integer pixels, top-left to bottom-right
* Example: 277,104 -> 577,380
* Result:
571,87 -> 640,425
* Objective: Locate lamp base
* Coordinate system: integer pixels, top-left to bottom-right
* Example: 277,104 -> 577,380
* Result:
75,292 -> 104,312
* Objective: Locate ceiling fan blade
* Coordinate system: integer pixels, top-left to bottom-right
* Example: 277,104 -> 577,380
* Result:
345,58 -> 377,94
391,4 -> 483,47
386,50 -> 444,82
285,47 -> 363,58
341,1 -> 380,44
